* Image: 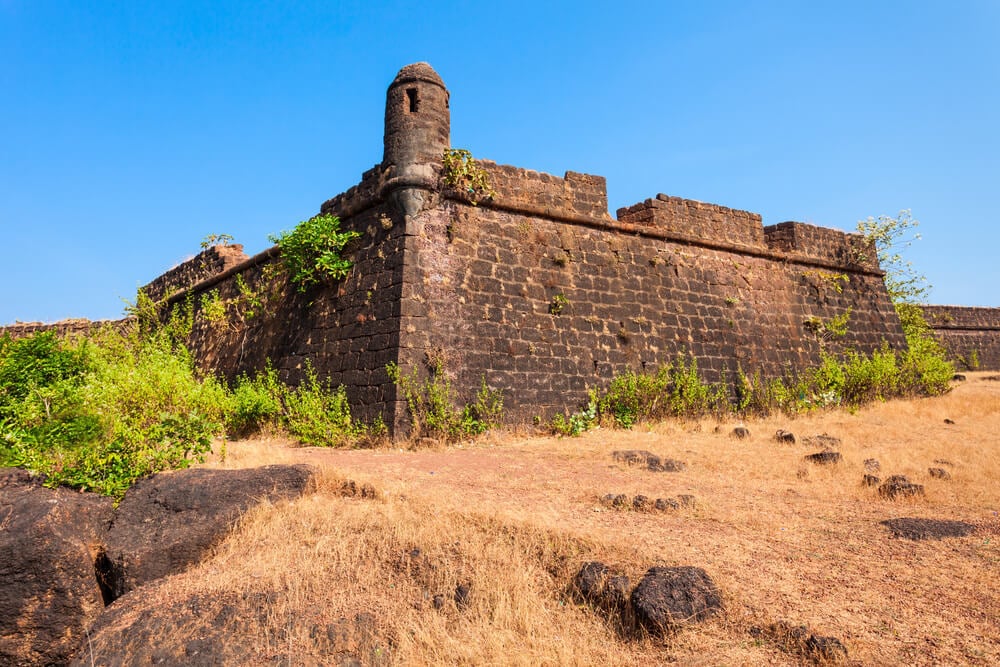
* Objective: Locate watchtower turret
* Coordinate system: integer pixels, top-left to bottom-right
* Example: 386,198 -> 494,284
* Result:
382,62 -> 450,217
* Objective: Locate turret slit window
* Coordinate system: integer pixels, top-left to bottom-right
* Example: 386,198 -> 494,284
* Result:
406,88 -> 419,113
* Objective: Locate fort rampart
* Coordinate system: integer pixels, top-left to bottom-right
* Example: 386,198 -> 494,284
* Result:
3,63 -> 997,433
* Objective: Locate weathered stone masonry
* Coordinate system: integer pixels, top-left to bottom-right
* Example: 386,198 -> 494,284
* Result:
4,62 -> 998,433
922,306 -> 1000,371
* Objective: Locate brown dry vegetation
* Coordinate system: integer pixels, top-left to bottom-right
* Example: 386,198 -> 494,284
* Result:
96,374 -> 999,665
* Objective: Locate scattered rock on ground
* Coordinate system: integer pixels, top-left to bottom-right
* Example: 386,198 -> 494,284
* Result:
864,458 -> 881,473
928,467 -> 951,480
773,429 -> 796,444
602,494 -> 695,512
802,434 -> 842,449
571,561 -> 630,615
611,450 -> 686,472
862,474 -> 881,487
934,459 -> 954,466
878,475 -> 925,500
804,451 -> 842,465
631,566 -> 722,636
944,418 -> 956,424
751,620 -> 849,665
0,468 -> 114,667
730,427 -> 751,439
952,374 -> 967,382
880,517 -> 977,540
454,583 -> 472,609
340,479 -> 378,498
98,464 -> 316,602
984,375 -> 1000,381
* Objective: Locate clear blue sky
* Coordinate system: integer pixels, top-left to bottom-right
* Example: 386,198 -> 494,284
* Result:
2,1 -> 998,324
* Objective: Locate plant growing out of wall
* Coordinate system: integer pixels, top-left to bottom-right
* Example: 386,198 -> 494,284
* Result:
549,293 -> 569,315
269,213 -> 361,293
442,148 -> 496,205
200,233 -> 234,249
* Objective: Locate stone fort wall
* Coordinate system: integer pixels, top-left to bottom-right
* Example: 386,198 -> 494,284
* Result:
3,63 -> 997,434
922,305 -> 1000,371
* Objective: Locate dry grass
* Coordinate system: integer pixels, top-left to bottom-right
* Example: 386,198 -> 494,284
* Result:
113,375 -> 998,665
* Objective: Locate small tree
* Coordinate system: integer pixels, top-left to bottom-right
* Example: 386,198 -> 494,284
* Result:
857,210 -> 952,394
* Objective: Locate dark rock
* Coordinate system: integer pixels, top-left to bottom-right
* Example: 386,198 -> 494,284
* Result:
677,494 -> 696,507
880,518 -> 977,540
454,583 -> 472,609
0,468 -> 114,667
648,458 -> 687,473
630,566 -> 722,635
655,498 -> 680,511
730,426 -> 751,440
340,479 -> 378,499
611,450 -> 660,467
612,450 -> 685,473
760,620 -> 848,664
985,375 -> 1000,381
632,495 -> 652,511
944,418 -> 956,424
72,588 -> 384,666
804,451 -> 842,465
862,474 -> 881,487
864,458 -> 881,473
878,475 -> 925,500
806,634 -> 849,663
934,459 -> 954,466
928,467 -> 951,480
611,493 -> 630,509
571,561 -> 630,614
98,465 -> 315,602
773,429 -> 796,444
952,374 -> 967,381
432,594 -> 446,610
803,433 -> 842,449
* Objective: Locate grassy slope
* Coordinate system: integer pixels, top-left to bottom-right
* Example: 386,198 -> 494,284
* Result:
88,374 -> 1000,665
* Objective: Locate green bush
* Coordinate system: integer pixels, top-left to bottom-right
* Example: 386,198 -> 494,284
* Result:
0,328 -> 226,496
269,213 -> 360,292
387,361 -> 503,442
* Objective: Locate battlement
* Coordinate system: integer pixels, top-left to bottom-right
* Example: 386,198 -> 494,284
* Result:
471,161 -> 609,222
142,244 -> 249,303
764,222 -> 876,270
617,194 -> 764,249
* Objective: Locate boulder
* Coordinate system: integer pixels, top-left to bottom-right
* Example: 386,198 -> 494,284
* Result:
804,451 -> 842,465
754,620 -> 849,664
773,429 -> 796,444
928,467 -> 951,480
730,427 -> 751,440
878,475 -> 925,500
98,465 -> 316,602
70,587 -> 385,666
570,561 -> 630,615
630,566 -> 722,635
0,468 -> 114,667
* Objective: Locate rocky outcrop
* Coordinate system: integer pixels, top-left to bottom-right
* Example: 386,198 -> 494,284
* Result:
97,465 -> 317,602
0,468 -> 113,667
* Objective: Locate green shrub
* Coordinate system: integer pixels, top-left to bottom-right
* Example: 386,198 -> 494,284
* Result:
0,328 -> 226,496
283,363 -> 355,447
269,213 -> 360,292
387,361 -> 503,442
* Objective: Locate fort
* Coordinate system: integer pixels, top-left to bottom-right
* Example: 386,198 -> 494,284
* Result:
3,62 -> 998,433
